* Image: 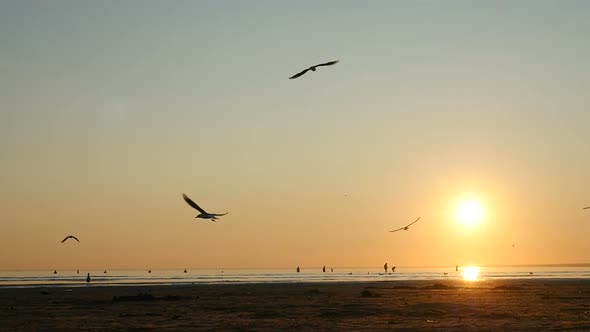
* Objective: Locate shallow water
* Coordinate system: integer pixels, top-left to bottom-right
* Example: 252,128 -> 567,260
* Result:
1,265 -> 589,288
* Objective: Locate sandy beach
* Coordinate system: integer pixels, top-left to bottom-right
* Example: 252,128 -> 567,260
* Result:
1,279 -> 589,331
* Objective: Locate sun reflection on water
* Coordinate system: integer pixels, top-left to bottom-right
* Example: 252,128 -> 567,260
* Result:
462,266 -> 480,281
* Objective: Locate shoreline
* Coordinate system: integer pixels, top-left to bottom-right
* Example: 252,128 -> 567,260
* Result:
2,279 -> 589,330
1,276 -> 590,289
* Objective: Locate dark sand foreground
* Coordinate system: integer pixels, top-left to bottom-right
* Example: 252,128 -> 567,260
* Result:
1,279 -> 589,331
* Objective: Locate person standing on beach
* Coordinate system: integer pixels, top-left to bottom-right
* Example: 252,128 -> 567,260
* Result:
86,273 -> 90,283
297,266 -> 300,273
323,266 -> 326,272
384,263 -> 388,272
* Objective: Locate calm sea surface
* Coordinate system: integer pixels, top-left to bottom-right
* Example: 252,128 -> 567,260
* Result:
1,266 -> 589,288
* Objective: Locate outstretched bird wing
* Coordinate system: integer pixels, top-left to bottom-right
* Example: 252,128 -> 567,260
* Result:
389,217 -> 420,233
583,206 -> 590,210
406,217 -> 421,228
388,226 -> 405,233
182,194 -> 207,214
313,60 -> 339,68
210,213 -> 228,217
289,68 -> 310,79
61,235 -> 80,243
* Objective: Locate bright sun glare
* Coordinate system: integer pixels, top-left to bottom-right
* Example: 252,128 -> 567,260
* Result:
456,198 -> 484,227
462,267 -> 480,281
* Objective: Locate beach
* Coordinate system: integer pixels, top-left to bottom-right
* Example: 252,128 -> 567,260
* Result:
1,279 -> 589,331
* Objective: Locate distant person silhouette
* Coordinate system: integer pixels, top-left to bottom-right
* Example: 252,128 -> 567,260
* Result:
456,265 -> 459,272
331,268 -> 334,272
323,266 -> 326,272
384,263 -> 388,272
392,266 -> 396,272
184,269 -> 187,273
86,273 -> 91,283
77,270 -> 79,274
148,270 -> 151,273
297,266 -> 300,273
103,270 -> 107,274
53,270 -> 57,274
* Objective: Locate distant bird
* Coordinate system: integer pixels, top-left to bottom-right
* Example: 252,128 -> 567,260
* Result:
182,194 -> 227,221
389,217 -> 421,233
289,60 -> 339,79
529,272 -> 533,275
443,272 -> 448,276
61,235 -> 80,243
583,206 -> 590,210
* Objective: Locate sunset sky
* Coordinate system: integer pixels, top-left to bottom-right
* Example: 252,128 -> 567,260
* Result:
1,1 -> 589,270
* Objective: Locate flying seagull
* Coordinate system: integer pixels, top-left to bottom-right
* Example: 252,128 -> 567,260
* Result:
61,235 -> 80,243
182,193 -> 227,221
583,206 -> 590,210
289,60 -> 339,79
389,217 -> 421,233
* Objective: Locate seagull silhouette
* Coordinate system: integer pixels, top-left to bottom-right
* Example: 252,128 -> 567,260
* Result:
183,194 -> 227,221
583,206 -> 590,210
289,60 -> 339,79
389,217 -> 421,233
61,235 -> 80,243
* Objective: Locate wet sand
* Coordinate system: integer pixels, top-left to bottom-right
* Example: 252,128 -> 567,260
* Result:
1,279 -> 589,331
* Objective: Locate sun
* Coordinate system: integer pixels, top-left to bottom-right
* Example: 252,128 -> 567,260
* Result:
456,197 -> 484,227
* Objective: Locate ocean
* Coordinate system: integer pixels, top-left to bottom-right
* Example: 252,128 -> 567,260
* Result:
1,266 -> 589,288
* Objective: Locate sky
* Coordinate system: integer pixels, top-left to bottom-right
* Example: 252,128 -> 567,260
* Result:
1,0 -> 589,270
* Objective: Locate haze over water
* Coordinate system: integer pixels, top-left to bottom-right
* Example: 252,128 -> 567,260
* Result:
1,265 -> 589,288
